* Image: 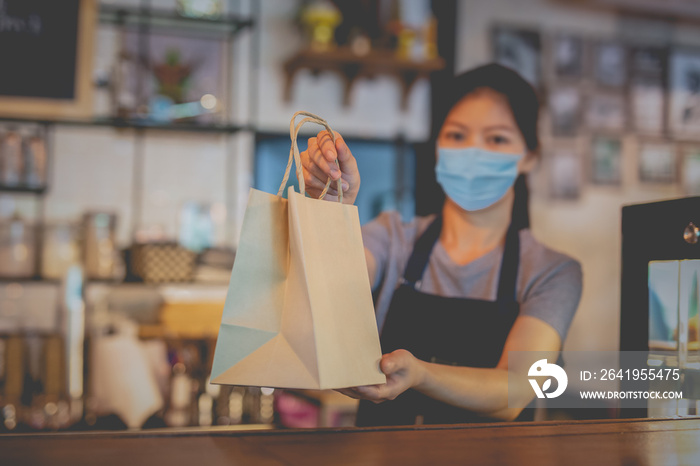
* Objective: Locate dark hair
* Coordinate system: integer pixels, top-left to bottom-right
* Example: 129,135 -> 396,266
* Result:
434,63 -> 540,152
433,63 -> 539,229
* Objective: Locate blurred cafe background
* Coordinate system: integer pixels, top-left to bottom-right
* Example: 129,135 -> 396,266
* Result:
1,0 -> 700,432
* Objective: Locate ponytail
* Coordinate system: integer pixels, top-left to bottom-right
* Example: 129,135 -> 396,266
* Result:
511,174 -> 530,231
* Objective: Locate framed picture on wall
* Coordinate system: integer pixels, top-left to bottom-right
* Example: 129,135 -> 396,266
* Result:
590,135 -> 623,185
0,0 -> 97,119
630,46 -> 667,136
630,84 -> 665,136
593,41 -> 627,88
547,142 -> 583,200
118,30 -> 227,123
585,92 -> 626,132
552,33 -> 584,79
668,48 -> 700,140
638,141 -> 677,183
681,146 -> 700,195
549,86 -> 582,135
492,25 -> 542,88
631,46 -> 666,83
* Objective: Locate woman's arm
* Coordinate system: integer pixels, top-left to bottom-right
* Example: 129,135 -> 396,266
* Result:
365,248 -> 378,290
338,315 -> 561,421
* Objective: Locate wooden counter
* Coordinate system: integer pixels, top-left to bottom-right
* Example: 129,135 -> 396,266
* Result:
3,417 -> 700,465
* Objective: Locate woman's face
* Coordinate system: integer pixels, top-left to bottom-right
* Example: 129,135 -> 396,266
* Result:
437,88 -> 537,174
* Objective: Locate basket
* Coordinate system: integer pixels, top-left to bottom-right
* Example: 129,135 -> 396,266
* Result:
131,242 -> 197,284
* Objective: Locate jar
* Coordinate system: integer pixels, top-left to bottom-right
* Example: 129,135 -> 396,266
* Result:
82,212 -> 117,280
0,131 -> 23,187
0,217 -> 37,278
24,134 -> 47,189
41,222 -> 80,280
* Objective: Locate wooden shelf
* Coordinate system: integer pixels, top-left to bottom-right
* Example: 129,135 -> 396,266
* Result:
138,324 -> 218,341
99,5 -> 254,37
0,277 -> 60,284
0,116 -> 248,134
254,130 -> 413,145
283,48 -> 445,109
0,185 -> 47,195
560,0 -> 700,21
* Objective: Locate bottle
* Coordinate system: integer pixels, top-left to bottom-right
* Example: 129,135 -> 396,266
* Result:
197,376 -> 219,426
0,214 -> 37,279
228,386 -> 245,425
61,266 -> 85,425
82,212 -> 117,280
41,334 -> 66,430
1,335 -> 24,431
23,333 -> 46,431
41,222 -> 80,280
0,129 -> 23,187
164,362 -> 192,427
260,387 -> 275,424
23,131 -> 47,189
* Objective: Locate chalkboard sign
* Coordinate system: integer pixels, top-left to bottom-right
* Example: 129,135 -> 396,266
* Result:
0,0 -> 95,118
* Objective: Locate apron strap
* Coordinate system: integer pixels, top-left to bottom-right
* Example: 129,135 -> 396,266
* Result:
402,215 -> 443,287
401,215 -> 520,304
496,223 -> 520,303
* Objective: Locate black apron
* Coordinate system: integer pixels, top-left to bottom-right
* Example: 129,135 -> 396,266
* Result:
356,215 -> 530,426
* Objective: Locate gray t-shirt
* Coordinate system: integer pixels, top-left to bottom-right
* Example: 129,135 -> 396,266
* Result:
362,211 -> 582,342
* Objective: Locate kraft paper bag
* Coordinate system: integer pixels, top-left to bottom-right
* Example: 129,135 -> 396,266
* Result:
211,111 -> 386,389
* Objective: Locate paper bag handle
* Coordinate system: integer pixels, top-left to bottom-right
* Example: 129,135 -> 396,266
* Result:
277,111 -> 343,203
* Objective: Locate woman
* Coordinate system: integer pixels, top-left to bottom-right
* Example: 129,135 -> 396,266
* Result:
300,63 -> 582,425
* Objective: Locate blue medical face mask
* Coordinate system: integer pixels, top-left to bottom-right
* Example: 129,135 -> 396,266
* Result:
435,147 -> 522,211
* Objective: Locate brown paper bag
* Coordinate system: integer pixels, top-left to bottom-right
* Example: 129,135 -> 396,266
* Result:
211,112 -> 386,389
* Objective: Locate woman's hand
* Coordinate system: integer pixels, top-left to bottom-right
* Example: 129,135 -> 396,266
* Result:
300,130 -> 360,205
336,350 -> 426,403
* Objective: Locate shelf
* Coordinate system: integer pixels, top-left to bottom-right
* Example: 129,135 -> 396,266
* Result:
254,130 -> 415,146
562,0 -> 700,21
0,185 -> 47,195
99,5 -> 254,36
283,48 -> 445,108
0,278 -> 228,287
0,116 -> 249,134
0,277 -> 60,284
138,324 -> 218,341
